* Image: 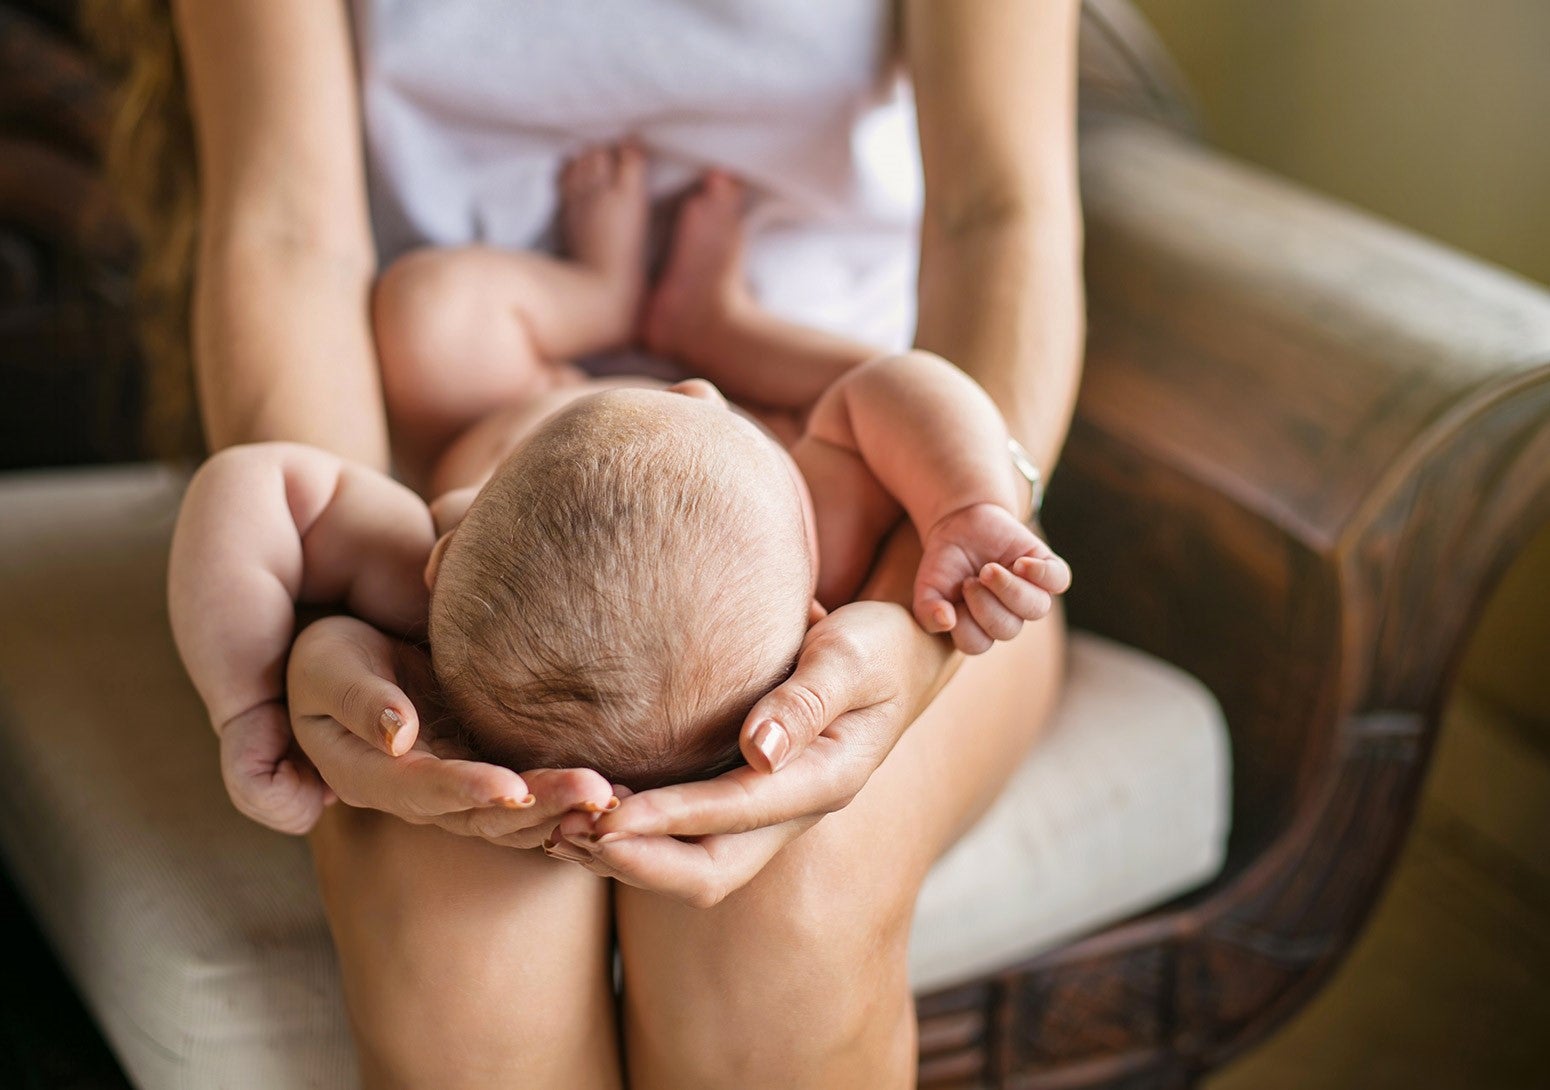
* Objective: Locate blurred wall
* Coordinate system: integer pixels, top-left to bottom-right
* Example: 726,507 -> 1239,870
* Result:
1127,0 -> 1550,729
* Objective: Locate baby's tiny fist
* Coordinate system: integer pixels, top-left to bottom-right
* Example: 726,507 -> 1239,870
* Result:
925,600 -> 955,633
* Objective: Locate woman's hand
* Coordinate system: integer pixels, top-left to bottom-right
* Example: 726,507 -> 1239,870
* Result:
288,615 -> 618,847
548,599 -> 954,906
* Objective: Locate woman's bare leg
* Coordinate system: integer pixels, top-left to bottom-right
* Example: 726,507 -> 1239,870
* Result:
615,616 -> 1066,1089
375,144 -> 648,474
311,809 -> 623,1090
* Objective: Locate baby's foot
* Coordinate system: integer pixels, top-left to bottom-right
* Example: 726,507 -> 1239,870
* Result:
561,143 -> 649,294
642,171 -> 748,363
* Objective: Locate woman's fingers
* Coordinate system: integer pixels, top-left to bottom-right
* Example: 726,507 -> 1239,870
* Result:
738,605 -> 894,773
595,733 -> 869,838
292,710 -> 526,817
522,768 -> 617,813
219,702 -> 328,835
288,616 -> 420,755
400,769 -> 616,847
554,819 -> 816,908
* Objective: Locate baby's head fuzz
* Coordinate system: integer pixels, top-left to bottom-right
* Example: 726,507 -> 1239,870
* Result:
428,389 -> 811,791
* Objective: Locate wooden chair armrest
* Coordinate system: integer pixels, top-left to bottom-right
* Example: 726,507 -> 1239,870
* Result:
919,118 -> 1550,1087
1053,118 -> 1550,855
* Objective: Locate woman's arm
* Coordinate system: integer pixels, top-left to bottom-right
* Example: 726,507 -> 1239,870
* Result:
174,0 -> 387,465
168,442 -> 433,742
906,0 -> 1085,473
173,2 -> 586,837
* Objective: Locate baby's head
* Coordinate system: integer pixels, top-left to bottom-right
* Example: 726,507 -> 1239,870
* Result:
427,383 -> 815,791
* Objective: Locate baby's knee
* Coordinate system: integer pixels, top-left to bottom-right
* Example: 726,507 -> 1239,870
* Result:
373,247 -> 485,380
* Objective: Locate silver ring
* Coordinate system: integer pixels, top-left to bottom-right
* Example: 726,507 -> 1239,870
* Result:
1008,438 -> 1045,524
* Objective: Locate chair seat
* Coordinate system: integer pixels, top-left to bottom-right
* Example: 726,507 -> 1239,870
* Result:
0,465 -> 1229,1089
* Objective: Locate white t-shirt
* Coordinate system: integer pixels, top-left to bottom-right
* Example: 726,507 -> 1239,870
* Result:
350,0 -> 924,354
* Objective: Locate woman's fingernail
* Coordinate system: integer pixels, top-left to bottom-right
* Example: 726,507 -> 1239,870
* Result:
494,793 -> 536,809
379,708 -> 405,751
751,719 -> 790,772
604,795 -> 620,811
596,831 -> 634,846
544,840 -> 591,864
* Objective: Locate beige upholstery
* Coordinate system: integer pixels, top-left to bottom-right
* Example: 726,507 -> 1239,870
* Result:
0,465 -> 1230,1089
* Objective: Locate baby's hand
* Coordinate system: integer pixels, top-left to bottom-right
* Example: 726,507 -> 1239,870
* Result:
914,502 -> 1072,654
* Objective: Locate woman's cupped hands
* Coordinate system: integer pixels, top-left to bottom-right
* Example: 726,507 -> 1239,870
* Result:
261,561 -> 952,897
280,615 -> 620,847
543,598 -> 952,906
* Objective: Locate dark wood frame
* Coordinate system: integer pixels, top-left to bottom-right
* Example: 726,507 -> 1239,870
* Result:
3,2 -> 1548,1087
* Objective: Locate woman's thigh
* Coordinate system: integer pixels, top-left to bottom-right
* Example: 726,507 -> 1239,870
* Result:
311,807 -> 622,1090
615,614 -> 1066,1090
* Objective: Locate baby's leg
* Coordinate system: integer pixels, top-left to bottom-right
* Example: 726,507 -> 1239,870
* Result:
377,145 -> 649,471
642,173 -> 880,411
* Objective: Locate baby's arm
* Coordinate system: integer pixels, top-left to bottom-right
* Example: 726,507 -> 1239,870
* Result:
795,351 -> 1069,652
168,441 -> 437,736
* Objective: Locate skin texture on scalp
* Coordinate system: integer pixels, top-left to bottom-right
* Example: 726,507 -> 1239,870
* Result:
428,390 -> 812,791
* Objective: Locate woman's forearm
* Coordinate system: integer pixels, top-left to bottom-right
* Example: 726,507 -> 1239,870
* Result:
195,232 -> 388,466
914,205 -> 1085,474
856,520 -> 962,697
905,0 -> 1085,475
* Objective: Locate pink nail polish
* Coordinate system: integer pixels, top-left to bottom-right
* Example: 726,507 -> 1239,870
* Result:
751,719 -> 790,772
596,831 -> 634,845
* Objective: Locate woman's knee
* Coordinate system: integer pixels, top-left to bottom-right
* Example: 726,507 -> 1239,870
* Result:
617,818 -> 922,1088
312,809 -> 621,1088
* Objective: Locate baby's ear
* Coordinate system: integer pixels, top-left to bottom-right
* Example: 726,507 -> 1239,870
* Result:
428,485 -> 480,536
424,531 -> 455,591
807,599 -> 828,626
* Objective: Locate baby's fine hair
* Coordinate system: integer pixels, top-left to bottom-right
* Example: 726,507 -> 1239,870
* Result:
428,392 -> 811,791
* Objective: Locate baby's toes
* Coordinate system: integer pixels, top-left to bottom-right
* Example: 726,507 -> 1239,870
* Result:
963,578 -> 1024,643
1011,554 -> 1072,595
981,562 -> 1054,621
612,141 -> 647,191
564,146 -> 609,194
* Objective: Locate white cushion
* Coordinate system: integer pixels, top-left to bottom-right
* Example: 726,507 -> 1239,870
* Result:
0,465 -> 1230,1088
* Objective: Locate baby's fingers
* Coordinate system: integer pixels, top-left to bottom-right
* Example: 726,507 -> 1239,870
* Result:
1012,553 -> 1072,596
980,562 -> 1055,622
220,703 -> 328,835
962,578 -> 1023,645
912,586 -> 957,635
949,600 -> 995,655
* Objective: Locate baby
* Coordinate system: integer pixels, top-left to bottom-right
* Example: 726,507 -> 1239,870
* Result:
169,146 -> 1069,791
